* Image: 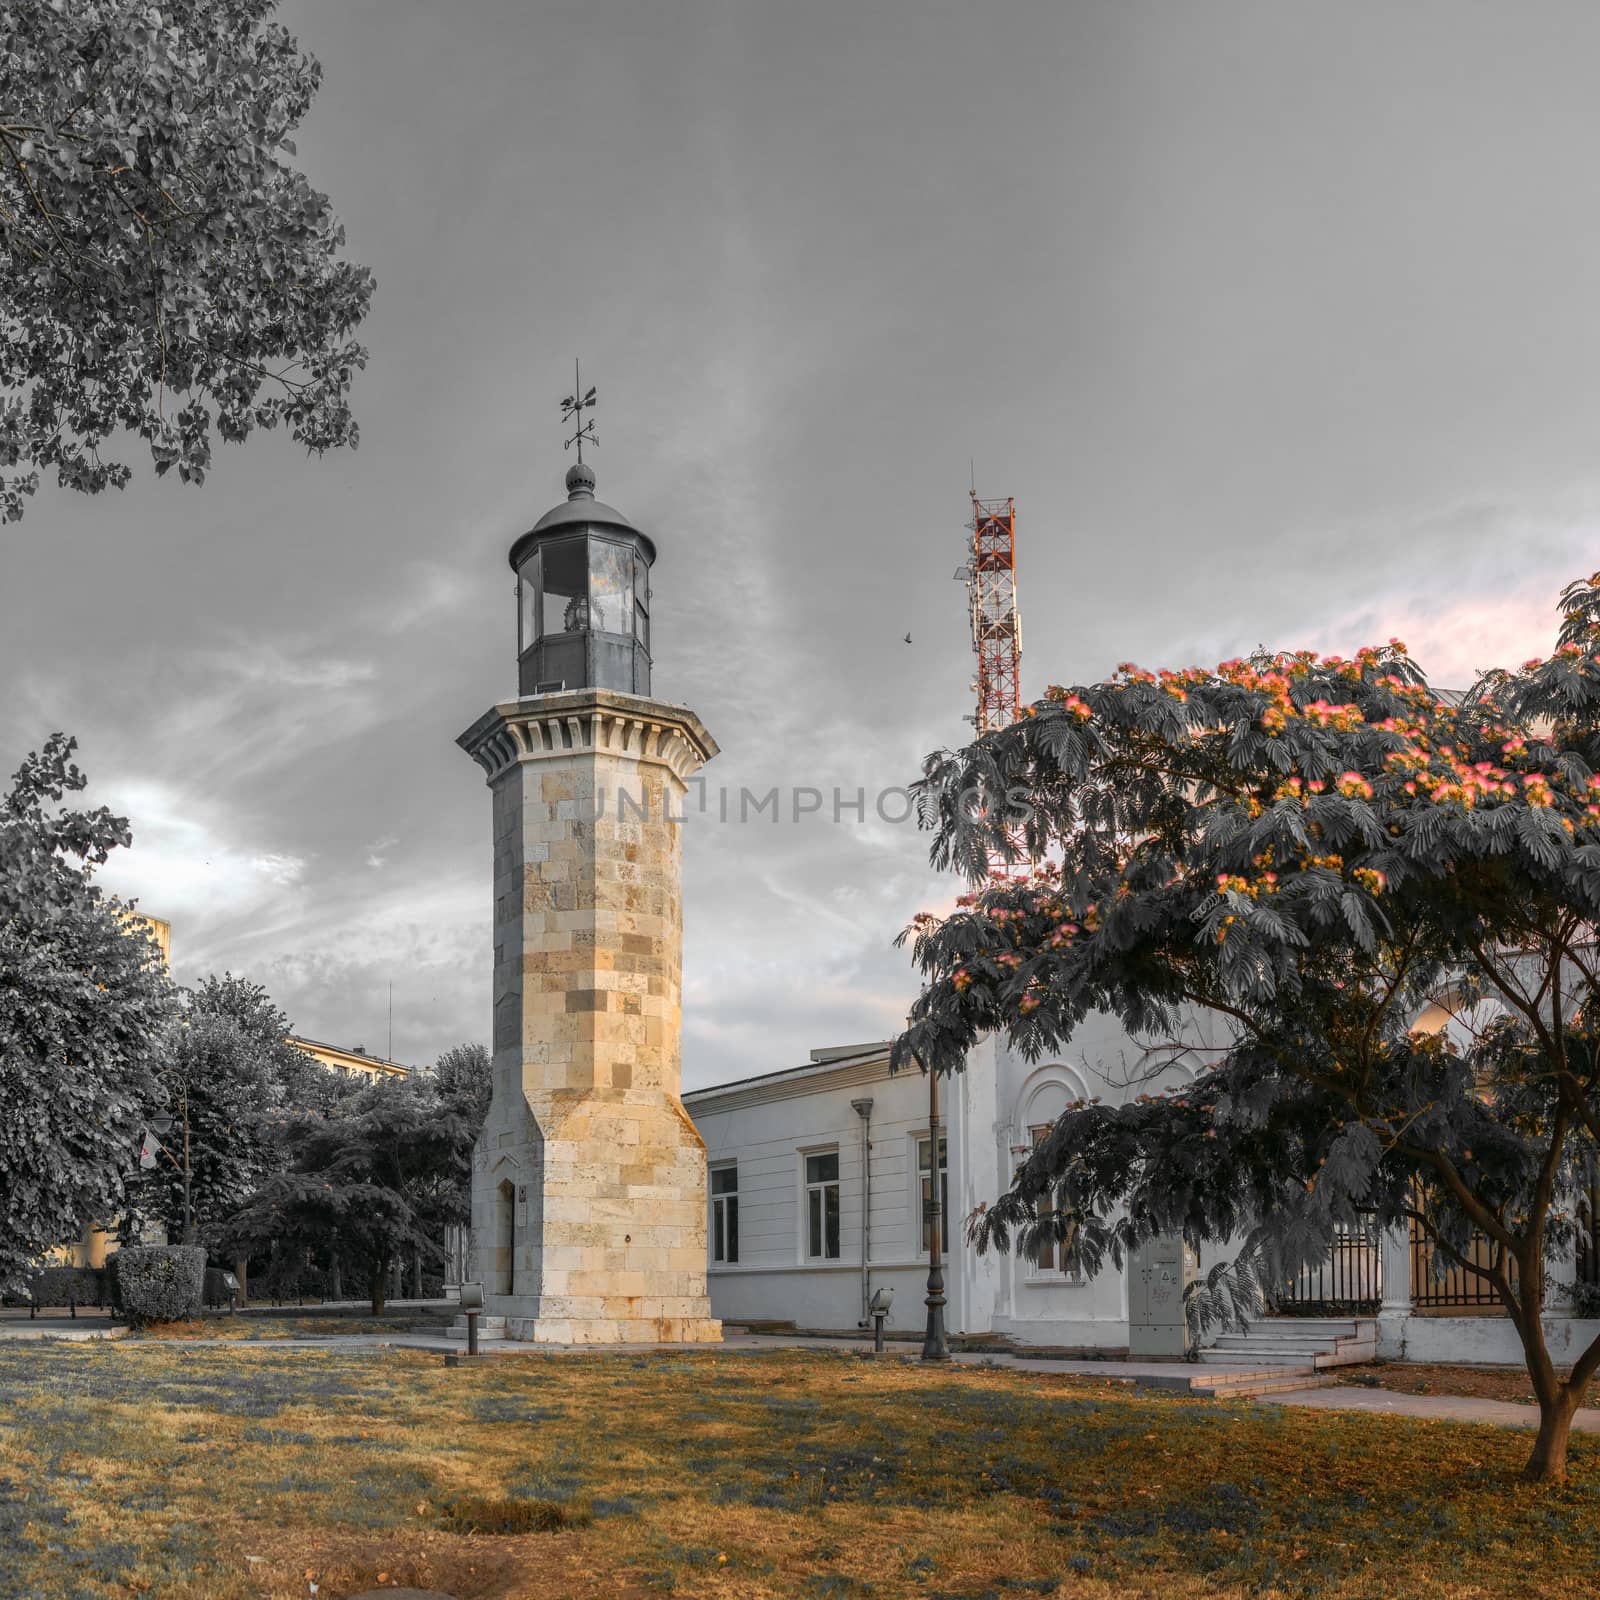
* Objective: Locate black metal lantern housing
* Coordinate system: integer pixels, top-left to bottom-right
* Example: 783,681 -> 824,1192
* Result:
510,462 -> 655,697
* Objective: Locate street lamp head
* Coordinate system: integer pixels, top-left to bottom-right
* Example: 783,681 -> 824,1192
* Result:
150,1112 -> 174,1136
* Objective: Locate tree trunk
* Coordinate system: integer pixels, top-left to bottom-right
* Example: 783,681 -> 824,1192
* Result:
1525,1387 -> 1578,1482
1515,1272 -> 1577,1483
233,1256 -> 248,1307
329,1256 -> 342,1303
370,1261 -> 387,1318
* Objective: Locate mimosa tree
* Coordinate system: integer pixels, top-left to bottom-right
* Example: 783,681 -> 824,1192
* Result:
894,572 -> 1600,1483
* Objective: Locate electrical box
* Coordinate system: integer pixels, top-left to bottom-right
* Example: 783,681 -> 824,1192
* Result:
1127,1235 -> 1199,1358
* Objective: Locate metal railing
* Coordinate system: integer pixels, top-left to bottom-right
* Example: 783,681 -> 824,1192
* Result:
1276,1225 -> 1382,1315
1408,1213 -> 1512,1312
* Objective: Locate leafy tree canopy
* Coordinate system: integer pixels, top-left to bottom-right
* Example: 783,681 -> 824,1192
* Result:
219,1076 -> 472,1315
431,1041 -> 491,1128
0,0 -> 374,523
424,1041 -> 491,1235
129,971 -> 327,1245
895,572 -> 1600,1481
0,733 -> 174,1294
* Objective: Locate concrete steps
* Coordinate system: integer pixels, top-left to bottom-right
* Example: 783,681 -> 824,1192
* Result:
1191,1370 -> 1343,1400
1132,1363 -> 1339,1400
1199,1316 -> 1377,1370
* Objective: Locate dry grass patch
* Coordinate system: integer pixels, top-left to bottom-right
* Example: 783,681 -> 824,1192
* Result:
134,1314 -> 442,1342
2,1343 -> 1600,1598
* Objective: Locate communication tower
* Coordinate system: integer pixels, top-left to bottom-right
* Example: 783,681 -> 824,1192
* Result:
954,492 -> 1024,875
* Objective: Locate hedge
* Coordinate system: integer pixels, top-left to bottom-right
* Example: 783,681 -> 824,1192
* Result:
115,1246 -> 206,1326
25,1265 -> 109,1312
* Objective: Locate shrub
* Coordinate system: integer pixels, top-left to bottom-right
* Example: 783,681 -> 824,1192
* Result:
25,1265 -> 107,1310
1572,1281 -> 1600,1320
115,1246 -> 206,1326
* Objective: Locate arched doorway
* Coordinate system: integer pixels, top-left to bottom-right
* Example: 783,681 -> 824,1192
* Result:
499,1180 -> 516,1295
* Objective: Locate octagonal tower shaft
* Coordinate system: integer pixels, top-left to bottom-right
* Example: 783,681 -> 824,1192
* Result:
457,688 -> 721,1344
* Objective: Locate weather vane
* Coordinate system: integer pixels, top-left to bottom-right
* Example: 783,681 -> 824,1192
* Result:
561,360 -> 597,463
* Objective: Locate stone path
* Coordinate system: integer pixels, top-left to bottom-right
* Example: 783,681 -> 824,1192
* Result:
1256,1383 -> 1600,1432
0,1315 -> 127,1342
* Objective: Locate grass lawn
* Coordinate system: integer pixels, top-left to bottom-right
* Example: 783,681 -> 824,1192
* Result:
132,1313 -> 455,1342
2,1345 -> 1599,1599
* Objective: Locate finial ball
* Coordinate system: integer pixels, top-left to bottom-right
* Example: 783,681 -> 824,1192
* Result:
565,461 -> 596,500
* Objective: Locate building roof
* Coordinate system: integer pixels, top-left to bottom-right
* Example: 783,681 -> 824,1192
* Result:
683,1042 -> 895,1108
289,1035 -> 412,1078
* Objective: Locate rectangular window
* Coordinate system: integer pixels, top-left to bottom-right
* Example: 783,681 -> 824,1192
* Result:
711,1164 -> 738,1264
805,1150 -> 841,1260
917,1134 -> 949,1254
1030,1126 -> 1081,1279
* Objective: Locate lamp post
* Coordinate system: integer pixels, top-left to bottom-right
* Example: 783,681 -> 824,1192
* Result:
145,1098 -> 194,1246
922,1063 -> 949,1362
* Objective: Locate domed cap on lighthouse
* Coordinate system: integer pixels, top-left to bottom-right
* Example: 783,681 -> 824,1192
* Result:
509,371 -> 655,699
509,459 -> 656,567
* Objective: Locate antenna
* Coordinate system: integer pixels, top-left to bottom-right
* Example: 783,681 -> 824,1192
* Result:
387,981 -> 393,1069
955,486 -> 1024,878
560,358 -> 598,463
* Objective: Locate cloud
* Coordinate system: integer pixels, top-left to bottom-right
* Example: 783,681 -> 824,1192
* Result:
365,834 -> 400,870
94,779 -> 308,924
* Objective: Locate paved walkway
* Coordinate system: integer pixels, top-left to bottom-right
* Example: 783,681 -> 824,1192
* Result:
1257,1383 -> 1600,1432
0,1310 -> 127,1341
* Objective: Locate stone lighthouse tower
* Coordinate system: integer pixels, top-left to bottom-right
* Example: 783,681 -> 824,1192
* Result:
456,438 -> 721,1344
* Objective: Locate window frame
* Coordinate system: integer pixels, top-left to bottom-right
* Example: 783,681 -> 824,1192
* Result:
802,1148 -> 842,1262
710,1162 -> 739,1265
916,1132 -> 949,1256
1025,1124 -> 1083,1283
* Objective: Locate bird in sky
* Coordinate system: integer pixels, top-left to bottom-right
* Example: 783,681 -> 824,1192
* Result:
903,632 -> 913,644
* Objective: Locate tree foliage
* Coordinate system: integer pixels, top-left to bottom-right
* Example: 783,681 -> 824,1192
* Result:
432,1041 -> 491,1128
219,1076 -> 472,1315
895,571 -> 1600,1482
428,1040 -> 491,1225
0,0 -> 374,523
128,971 -> 332,1245
0,733 -> 174,1295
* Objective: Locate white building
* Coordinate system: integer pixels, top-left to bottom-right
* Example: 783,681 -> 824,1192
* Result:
685,1022 -> 1600,1365
683,1016 -> 1196,1348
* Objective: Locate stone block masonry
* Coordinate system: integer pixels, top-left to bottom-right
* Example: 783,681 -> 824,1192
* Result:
458,688 -> 722,1344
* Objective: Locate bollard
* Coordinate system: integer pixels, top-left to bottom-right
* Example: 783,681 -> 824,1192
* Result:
467,1308 -> 480,1357
873,1311 -> 886,1353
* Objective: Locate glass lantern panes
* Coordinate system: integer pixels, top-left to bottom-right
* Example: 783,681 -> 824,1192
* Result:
539,537 -> 588,639
633,553 -> 650,653
517,548 -> 540,656
589,538 -> 634,636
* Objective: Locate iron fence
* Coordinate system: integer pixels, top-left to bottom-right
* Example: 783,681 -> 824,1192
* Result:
1276,1225 -> 1382,1315
1408,1213 -> 1511,1312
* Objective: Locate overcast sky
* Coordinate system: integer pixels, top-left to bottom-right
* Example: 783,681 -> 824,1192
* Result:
6,1 -> 1600,1087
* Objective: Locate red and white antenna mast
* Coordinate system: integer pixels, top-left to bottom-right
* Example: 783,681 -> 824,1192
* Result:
955,489 -> 1023,876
